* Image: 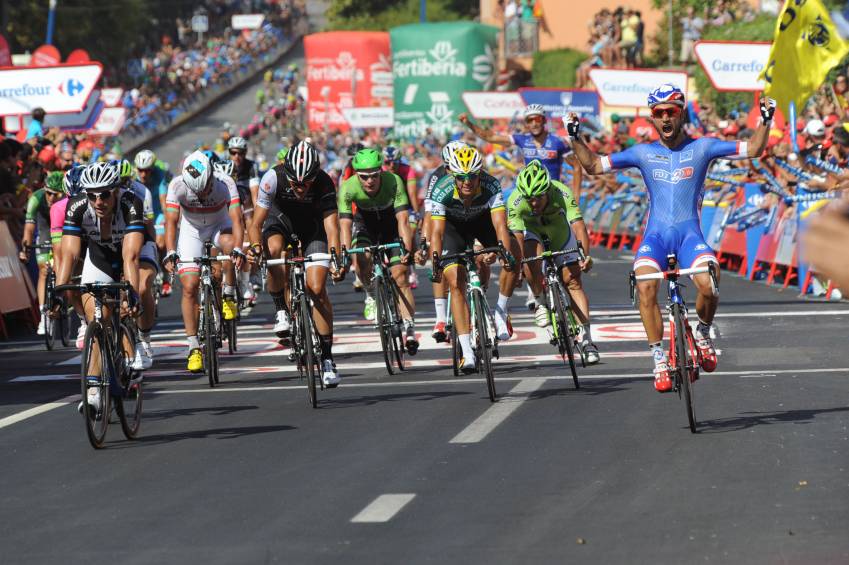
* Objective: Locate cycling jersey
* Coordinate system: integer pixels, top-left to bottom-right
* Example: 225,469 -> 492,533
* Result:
508,180 -> 583,264
127,180 -> 154,221
136,165 -> 169,218
235,158 -> 261,211
339,171 -> 409,252
429,171 -> 505,222
510,132 -> 570,181
25,189 -> 52,241
423,164 -> 449,214
600,136 -> 748,270
50,197 -> 68,245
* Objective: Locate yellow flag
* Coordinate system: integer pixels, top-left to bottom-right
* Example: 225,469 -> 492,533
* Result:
759,0 -> 849,115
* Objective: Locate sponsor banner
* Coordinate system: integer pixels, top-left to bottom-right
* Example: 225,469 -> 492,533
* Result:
694,41 -> 771,92
191,14 -> 208,33
32,44 -> 61,67
0,62 -> 102,116
342,106 -> 394,128
0,220 -> 36,315
42,89 -> 102,130
589,68 -> 688,108
88,106 -> 127,136
391,22 -> 498,137
517,88 -> 600,119
743,183 -> 769,277
304,31 -> 393,131
99,87 -> 123,107
461,91 -> 524,119
232,14 -> 264,30
0,34 -> 11,67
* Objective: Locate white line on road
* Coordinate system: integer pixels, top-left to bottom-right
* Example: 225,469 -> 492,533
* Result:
0,395 -> 76,430
351,494 -> 416,523
449,378 -> 546,444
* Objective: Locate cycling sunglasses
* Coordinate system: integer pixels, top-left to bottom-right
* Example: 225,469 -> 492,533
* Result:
453,172 -> 480,182
525,115 -> 545,125
651,105 -> 683,119
86,189 -> 114,202
357,171 -> 381,180
229,149 -> 246,156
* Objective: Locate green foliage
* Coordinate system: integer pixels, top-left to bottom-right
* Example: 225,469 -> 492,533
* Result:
531,48 -> 588,89
326,0 -> 479,31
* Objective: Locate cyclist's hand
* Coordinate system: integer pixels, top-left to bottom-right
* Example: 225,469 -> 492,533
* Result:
408,210 -> 419,227
331,265 -> 347,282
580,255 -> 594,272
429,268 -> 442,283
759,97 -> 776,123
564,112 -> 581,139
231,248 -> 247,270
414,249 -> 428,265
163,250 -> 179,274
501,252 -> 516,271
458,112 -> 470,126
18,249 -> 29,262
482,252 -> 497,265
247,244 -> 263,264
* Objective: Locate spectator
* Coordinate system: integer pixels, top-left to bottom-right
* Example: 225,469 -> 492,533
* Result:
680,6 -> 704,65
619,9 -> 638,68
26,108 -> 45,141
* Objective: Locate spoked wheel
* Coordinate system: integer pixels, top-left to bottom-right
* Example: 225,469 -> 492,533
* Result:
567,311 -> 587,369
226,318 -> 237,354
449,322 -> 461,376
386,280 -> 405,372
80,322 -> 111,449
115,322 -> 143,439
473,294 -> 496,402
60,304 -> 75,348
203,294 -> 219,388
44,310 -> 56,351
553,285 -> 580,389
673,305 -> 697,433
300,296 -> 318,408
375,278 -> 395,375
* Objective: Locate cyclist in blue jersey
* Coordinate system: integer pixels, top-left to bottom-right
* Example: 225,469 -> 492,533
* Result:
567,84 -> 775,392
135,149 -> 172,296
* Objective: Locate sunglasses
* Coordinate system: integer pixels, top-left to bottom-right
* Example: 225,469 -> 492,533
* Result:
357,171 -> 381,180
45,190 -> 63,197
651,106 -> 683,119
525,115 -> 545,125
86,190 -> 114,202
287,175 -> 315,187
229,150 -> 245,156
453,172 -> 479,182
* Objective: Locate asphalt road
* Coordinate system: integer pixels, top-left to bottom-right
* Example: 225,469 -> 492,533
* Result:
1,244 -> 848,564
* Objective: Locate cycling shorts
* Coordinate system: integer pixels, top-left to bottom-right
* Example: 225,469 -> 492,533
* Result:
634,221 -> 718,272
262,206 -> 329,269
523,228 -> 581,267
177,216 -> 233,276
441,214 -> 498,269
140,241 -> 159,273
352,212 -> 402,265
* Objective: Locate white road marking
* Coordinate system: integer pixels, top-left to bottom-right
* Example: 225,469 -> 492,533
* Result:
449,378 -> 546,444
351,494 -> 416,523
0,395 -> 76,430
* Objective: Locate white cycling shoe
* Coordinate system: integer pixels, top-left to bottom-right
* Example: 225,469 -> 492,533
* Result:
274,310 -> 291,337
322,359 -> 340,387
131,341 -> 154,371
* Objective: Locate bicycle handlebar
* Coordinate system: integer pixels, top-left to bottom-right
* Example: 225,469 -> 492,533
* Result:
345,241 -> 405,256
521,246 -> 585,265
176,255 -> 232,266
54,281 -> 131,294
265,253 -> 333,266
633,265 -> 711,281
25,243 -> 54,252
434,243 -> 509,269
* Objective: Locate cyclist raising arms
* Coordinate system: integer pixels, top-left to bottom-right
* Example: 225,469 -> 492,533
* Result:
338,148 -> 419,355
163,151 -> 246,373
507,160 -> 599,363
566,84 -> 774,391
250,141 -> 344,387
419,146 -> 518,373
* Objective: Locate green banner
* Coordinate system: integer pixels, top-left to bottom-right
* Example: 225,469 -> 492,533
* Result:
390,22 -> 498,138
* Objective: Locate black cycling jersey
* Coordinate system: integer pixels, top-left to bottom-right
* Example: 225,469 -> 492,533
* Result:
257,165 -> 337,246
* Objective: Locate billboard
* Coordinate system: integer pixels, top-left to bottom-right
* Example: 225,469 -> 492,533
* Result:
694,41 -> 771,92
304,31 -> 393,131
0,63 -> 102,116
589,68 -> 688,108
518,88 -> 600,119
461,91 -> 524,120
391,22 -> 498,137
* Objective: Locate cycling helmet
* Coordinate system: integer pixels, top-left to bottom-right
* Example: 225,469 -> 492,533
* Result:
45,170 -> 65,193
276,147 -> 289,162
228,136 -> 248,152
351,148 -> 383,171
134,149 -> 156,170
182,150 -> 213,194
441,141 -> 467,164
64,166 -> 84,196
383,145 -> 401,162
119,159 -> 134,181
213,160 -> 235,178
202,149 -> 221,165
347,142 -> 365,157
283,141 -> 320,182
523,104 -> 545,119
447,146 -> 483,175
647,83 -> 686,108
80,161 -> 121,191
515,160 -> 551,198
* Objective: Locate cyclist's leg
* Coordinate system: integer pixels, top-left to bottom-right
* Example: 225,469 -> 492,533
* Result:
423,211 -> 449,341
634,231 -> 671,390
262,208 -> 294,335
680,227 -> 720,371
135,241 -> 158,369
78,250 -> 119,410
443,221 -> 475,371
521,232 -> 549,326
176,222 -> 203,359
352,218 -> 376,320
304,239 -> 339,384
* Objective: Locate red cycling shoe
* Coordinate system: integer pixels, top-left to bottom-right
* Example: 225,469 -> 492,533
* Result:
696,336 -> 717,372
654,362 -> 673,392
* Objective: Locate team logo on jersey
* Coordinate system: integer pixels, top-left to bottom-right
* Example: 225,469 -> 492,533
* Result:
694,243 -> 708,251
638,244 -> 651,253
648,154 -> 669,164
679,150 -> 693,163
652,167 -> 694,184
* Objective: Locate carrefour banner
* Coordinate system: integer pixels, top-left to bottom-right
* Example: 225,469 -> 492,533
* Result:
391,22 -> 498,137
304,31 -> 393,131
518,88 -> 600,120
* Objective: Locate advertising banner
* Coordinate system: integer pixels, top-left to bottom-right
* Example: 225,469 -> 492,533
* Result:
42,89 -> 102,130
0,34 -> 11,67
32,44 -> 61,67
232,14 -> 264,30
88,106 -> 127,136
99,88 -> 124,107
0,221 -> 36,315
461,91 -> 524,120
589,68 -> 688,108
518,88 -> 600,119
694,41 -> 771,92
0,63 -> 102,116
391,22 -> 498,137
342,106 -> 394,128
305,31 -> 393,131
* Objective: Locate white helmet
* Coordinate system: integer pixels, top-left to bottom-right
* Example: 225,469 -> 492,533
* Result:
134,149 -> 156,170
804,119 -> 826,137
80,161 -> 121,191
182,150 -> 212,194
441,140 -> 467,165
227,136 -> 248,151
523,104 -> 545,119
213,160 -> 235,178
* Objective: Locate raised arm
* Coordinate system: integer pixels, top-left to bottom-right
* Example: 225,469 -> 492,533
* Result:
747,97 -> 776,158
564,113 -> 605,175
459,113 -> 514,146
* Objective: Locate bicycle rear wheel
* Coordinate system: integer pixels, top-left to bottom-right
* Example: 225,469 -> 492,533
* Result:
673,304 -> 697,433
300,295 -> 318,408
226,318 -> 237,354
60,305 -> 74,348
552,284 -> 579,389
203,289 -> 219,388
473,292 -> 496,402
80,322 -> 111,449
374,276 -> 395,375
115,321 -> 143,439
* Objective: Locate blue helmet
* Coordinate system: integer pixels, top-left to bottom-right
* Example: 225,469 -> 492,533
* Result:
63,166 -> 85,197
647,83 -> 686,108
202,149 -> 221,165
383,145 -> 400,162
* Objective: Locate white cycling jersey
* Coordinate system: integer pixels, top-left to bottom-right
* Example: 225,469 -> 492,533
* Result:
165,172 -> 240,229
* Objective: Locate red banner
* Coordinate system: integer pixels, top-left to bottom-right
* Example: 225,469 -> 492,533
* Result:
32,44 -> 61,67
304,31 -> 392,131
66,48 -> 90,64
0,34 -> 11,67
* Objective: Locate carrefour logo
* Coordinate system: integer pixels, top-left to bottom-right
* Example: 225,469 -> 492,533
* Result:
58,79 -> 84,96
652,167 -> 694,184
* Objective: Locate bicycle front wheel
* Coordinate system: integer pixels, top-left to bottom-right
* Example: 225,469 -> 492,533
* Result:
472,292 -> 496,402
60,305 -> 73,348
374,277 -> 395,375
300,295 -> 318,408
386,277 -> 405,372
552,283 -> 579,389
203,289 -> 219,388
115,321 -> 143,439
80,322 -> 111,449
44,311 -> 55,351
673,304 -> 697,433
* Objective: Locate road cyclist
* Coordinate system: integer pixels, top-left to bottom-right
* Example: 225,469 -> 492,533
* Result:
133,149 -> 172,295
228,136 -> 262,306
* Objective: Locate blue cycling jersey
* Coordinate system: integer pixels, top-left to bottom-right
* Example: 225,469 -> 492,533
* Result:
136,166 -> 169,218
511,132 -> 570,181
601,136 -> 748,270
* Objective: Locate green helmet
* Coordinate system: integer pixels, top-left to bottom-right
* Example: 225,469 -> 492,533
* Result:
119,159 -> 134,180
45,170 -> 65,193
352,148 -> 383,171
516,160 -> 551,198
276,147 -> 289,162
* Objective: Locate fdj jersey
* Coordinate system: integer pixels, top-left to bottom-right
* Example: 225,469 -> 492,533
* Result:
601,136 -> 748,270
511,132 -> 570,181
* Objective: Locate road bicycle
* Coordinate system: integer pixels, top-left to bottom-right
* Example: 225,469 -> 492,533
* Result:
28,243 -> 74,350
345,241 -> 407,375
433,243 -> 510,402
521,241 -> 586,390
54,281 -> 143,449
264,240 -> 340,408
630,254 -> 718,433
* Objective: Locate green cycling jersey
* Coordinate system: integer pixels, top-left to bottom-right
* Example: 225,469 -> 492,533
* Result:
338,171 -> 410,219
507,180 -> 582,249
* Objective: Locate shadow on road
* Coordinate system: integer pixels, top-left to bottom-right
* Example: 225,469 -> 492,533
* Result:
142,405 -> 259,421
317,390 -> 471,409
529,381 -> 630,399
699,405 -> 849,433
109,424 -> 297,447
